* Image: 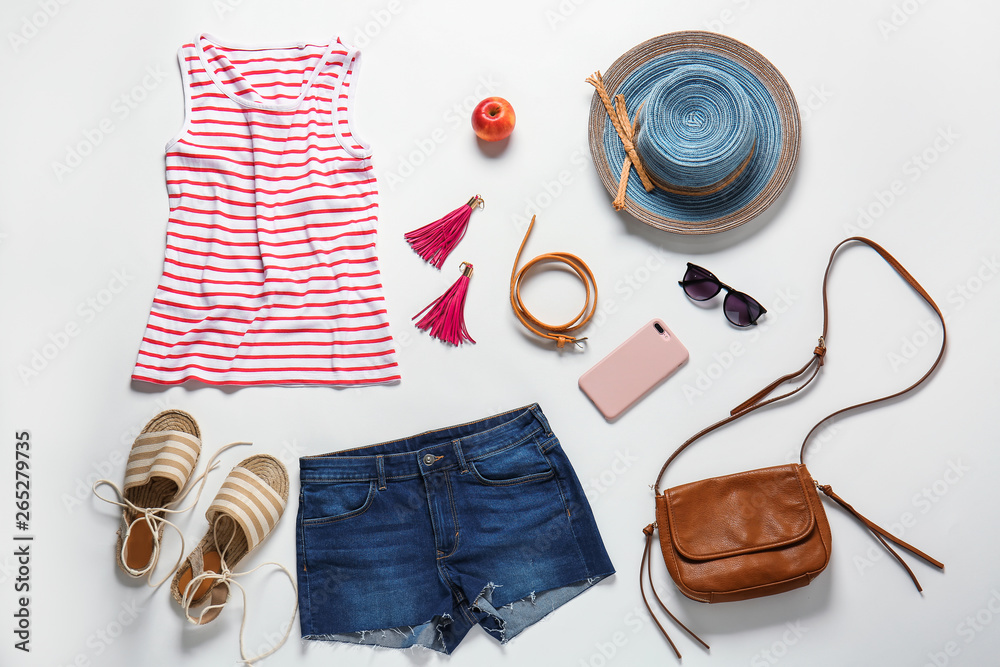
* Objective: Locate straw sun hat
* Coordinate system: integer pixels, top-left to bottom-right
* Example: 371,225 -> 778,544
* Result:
587,31 -> 800,235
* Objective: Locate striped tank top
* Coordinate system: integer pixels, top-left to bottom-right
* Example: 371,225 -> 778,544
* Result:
132,34 -> 400,387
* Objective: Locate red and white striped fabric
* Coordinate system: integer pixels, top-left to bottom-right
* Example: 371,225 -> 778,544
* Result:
132,34 -> 400,386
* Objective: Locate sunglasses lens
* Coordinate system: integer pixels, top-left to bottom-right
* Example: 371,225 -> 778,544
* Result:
681,265 -> 719,301
724,293 -> 763,327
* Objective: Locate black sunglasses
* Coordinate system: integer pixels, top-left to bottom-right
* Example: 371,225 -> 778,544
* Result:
678,263 -> 766,327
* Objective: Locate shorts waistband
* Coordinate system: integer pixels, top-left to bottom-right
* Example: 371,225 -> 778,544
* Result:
299,404 -> 553,483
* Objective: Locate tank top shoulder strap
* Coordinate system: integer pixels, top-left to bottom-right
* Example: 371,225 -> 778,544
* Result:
165,41 -> 206,151
323,41 -> 371,159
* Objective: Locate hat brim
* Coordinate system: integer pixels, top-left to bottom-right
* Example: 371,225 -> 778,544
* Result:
588,31 -> 800,235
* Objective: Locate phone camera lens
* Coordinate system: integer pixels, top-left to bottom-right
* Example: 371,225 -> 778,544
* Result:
653,322 -> 665,334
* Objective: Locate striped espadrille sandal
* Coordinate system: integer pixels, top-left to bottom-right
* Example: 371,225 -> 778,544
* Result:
93,410 -> 202,584
93,410 -> 248,587
172,454 -> 297,665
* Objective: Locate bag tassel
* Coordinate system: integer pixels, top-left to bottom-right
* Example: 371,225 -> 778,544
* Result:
640,523 -> 710,660
818,484 -> 944,591
413,262 -> 476,346
404,195 -> 484,269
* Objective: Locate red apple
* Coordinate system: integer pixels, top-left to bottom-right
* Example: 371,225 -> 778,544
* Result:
471,97 -> 515,142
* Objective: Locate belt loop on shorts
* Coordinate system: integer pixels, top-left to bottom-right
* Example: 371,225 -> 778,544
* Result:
453,440 -> 470,473
376,455 -> 387,490
530,404 -> 553,437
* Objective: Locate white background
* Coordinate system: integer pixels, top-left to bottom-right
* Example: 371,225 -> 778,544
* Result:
1,1 -> 998,666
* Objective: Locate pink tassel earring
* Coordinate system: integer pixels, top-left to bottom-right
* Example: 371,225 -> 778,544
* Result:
413,262 -> 476,345
404,195 -> 484,269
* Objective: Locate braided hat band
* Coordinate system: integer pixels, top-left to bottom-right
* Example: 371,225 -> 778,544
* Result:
588,31 -> 801,235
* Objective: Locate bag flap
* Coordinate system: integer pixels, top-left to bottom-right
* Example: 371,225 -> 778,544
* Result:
663,464 -> 816,560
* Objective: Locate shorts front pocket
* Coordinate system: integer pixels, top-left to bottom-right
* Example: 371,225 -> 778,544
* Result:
300,479 -> 376,526
468,437 -> 554,487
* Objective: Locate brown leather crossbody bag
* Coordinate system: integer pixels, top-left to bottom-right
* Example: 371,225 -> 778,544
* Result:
642,238 -> 947,658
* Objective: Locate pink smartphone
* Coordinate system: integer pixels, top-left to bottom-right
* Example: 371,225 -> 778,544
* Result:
579,319 -> 689,421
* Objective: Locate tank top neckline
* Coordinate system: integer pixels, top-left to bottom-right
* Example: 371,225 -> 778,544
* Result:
196,33 -> 345,112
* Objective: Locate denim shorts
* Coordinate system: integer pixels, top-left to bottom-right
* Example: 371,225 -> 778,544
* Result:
296,404 -> 615,653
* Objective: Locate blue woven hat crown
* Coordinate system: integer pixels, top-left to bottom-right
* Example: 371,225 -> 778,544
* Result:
588,32 -> 800,234
636,64 -> 756,192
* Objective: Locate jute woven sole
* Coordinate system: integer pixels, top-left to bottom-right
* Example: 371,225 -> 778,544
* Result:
171,454 -> 289,623
115,410 -> 202,576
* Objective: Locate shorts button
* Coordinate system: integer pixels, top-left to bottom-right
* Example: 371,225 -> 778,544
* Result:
423,454 -> 435,466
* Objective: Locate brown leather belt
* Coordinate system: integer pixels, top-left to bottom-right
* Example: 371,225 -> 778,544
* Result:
509,215 -> 598,348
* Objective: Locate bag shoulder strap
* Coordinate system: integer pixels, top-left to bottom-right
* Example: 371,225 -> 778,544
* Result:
653,237 -> 947,495
795,237 -> 947,463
